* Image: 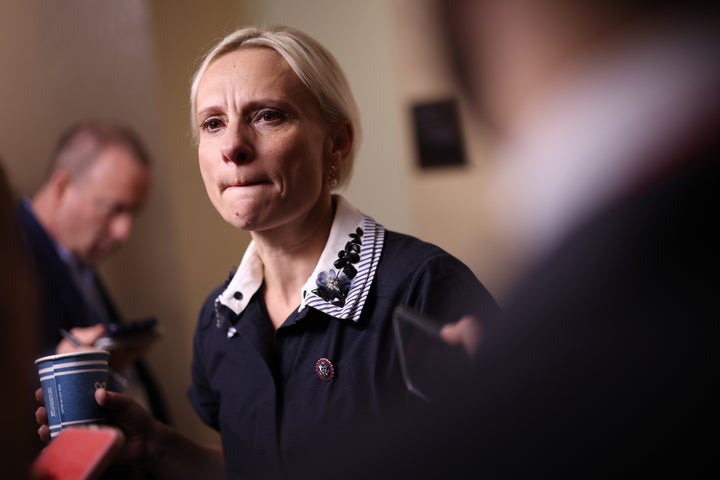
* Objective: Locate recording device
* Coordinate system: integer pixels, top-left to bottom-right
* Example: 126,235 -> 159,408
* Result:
393,306 -> 470,402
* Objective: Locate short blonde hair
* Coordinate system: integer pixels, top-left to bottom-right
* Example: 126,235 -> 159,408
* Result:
190,25 -> 361,188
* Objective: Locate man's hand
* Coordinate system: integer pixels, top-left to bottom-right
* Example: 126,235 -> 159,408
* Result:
94,388 -> 157,466
35,387 -> 51,443
35,386 -> 157,468
439,315 -> 482,357
56,324 -> 106,354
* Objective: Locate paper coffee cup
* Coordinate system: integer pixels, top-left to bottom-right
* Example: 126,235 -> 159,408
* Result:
35,350 -> 110,437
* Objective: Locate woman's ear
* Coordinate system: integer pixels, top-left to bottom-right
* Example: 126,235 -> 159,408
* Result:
326,120 -> 353,165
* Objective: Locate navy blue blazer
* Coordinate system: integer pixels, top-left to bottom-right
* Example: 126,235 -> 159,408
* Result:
15,202 -> 170,425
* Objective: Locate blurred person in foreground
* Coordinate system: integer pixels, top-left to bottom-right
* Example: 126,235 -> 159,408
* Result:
19,121 -> 169,478
0,158 -> 39,478
35,26 -> 495,479
306,1 -> 720,478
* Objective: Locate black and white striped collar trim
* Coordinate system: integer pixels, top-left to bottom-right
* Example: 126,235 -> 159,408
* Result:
216,196 -> 384,323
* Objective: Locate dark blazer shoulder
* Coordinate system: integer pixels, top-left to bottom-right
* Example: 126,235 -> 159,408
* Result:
15,202 -> 98,349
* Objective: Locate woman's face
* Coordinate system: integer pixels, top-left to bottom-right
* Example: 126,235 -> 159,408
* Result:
195,47 -> 335,234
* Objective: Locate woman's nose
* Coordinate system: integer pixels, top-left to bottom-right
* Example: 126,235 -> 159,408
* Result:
220,125 -> 253,165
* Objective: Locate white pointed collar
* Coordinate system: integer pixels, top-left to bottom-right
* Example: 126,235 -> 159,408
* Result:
216,196 -> 385,322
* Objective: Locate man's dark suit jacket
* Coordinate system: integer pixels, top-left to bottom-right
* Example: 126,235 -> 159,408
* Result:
16,202 -> 169,425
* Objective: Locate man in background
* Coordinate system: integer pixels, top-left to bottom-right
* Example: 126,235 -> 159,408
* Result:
16,120 -> 169,428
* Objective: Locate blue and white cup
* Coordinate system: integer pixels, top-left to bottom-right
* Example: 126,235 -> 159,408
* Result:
35,350 -> 110,438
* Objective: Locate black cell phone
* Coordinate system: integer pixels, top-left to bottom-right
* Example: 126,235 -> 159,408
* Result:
94,317 -> 159,350
393,306 -> 469,402
104,317 -> 157,338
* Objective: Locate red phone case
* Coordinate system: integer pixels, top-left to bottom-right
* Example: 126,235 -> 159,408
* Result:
30,426 -> 124,480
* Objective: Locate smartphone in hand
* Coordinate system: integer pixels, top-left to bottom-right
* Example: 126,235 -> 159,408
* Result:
94,317 -> 159,351
393,306 -> 470,402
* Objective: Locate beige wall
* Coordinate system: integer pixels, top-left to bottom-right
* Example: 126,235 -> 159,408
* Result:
387,0 -> 520,297
0,0 -> 509,444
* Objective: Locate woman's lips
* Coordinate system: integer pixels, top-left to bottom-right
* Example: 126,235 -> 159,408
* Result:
222,179 -> 268,191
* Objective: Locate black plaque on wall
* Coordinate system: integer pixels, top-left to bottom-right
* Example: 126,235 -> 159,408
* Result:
411,98 -> 466,169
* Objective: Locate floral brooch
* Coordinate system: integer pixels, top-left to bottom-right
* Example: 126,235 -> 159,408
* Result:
312,227 -> 363,307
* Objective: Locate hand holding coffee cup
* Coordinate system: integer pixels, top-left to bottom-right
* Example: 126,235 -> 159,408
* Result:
35,350 -> 110,438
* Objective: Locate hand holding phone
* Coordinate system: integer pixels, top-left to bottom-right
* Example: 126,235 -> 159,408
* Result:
438,315 -> 482,357
92,317 -> 159,375
93,317 -> 159,351
393,306 -> 471,402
